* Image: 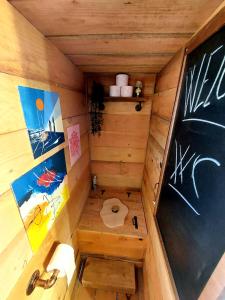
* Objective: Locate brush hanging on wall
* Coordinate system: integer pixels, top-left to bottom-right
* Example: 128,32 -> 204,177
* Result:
90,81 -> 105,135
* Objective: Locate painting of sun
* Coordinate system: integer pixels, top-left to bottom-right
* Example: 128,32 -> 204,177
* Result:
11,150 -> 69,252
18,86 -> 65,159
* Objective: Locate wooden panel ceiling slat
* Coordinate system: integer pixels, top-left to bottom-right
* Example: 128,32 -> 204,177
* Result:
77,65 -> 163,73
48,34 -> 191,55
9,0 -> 223,36
68,54 -> 172,66
9,0 -> 223,73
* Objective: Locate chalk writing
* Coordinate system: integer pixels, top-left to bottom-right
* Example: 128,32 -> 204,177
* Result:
169,141 -> 220,215
182,44 -> 225,128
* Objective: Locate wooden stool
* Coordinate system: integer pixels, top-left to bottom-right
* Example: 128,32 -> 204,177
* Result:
82,257 -> 136,298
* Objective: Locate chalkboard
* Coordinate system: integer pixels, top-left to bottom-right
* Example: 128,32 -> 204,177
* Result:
156,25 -> 225,300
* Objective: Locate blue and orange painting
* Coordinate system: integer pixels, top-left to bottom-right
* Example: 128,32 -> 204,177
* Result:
18,86 -> 65,159
11,150 -> 69,252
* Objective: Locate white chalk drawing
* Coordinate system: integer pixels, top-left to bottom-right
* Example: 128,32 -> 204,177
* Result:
169,141 -> 221,216
168,184 -> 200,216
182,44 -> 225,129
191,157 -> 221,199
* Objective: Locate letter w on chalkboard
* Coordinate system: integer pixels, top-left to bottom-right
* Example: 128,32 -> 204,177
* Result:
169,140 -> 220,216
183,44 -> 225,129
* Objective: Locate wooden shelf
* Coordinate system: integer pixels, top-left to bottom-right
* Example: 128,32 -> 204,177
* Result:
104,97 -> 145,102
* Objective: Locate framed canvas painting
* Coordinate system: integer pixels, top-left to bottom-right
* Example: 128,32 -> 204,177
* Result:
18,86 -> 65,159
11,150 -> 69,252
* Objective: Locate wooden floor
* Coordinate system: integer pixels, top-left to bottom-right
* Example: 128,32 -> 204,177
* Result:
73,268 -> 144,300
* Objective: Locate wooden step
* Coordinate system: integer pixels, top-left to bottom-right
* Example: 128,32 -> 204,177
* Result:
82,257 -> 136,295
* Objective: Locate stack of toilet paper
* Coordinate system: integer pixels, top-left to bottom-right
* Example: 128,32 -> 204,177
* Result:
109,74 -> 133,97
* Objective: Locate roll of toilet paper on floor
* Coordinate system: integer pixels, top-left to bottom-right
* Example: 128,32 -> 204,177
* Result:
46,243 -> 76,286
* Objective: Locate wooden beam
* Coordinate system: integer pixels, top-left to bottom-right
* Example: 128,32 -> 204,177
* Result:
48,33 -> 191,55
68,54 -> 172,66
78,65 -> 163,73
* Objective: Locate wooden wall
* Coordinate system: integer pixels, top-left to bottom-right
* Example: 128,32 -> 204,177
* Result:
142,50 -> 184,299
88,74 -> 155,190
0,1 -> 90,299
141,3 -> 225,299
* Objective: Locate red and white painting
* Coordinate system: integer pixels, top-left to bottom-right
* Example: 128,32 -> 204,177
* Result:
67,124 -> 81,166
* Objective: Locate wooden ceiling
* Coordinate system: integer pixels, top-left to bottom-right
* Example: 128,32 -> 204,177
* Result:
9,0 -> 223,73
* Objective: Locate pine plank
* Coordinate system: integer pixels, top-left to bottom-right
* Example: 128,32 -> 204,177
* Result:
155,49 -> 185,93
69,54 -> 172,67
0,0 -> 83,89
91,161 -> 144,189
63,114 -> 90,138
79,65 -> 163,73
101,114 -> 150,136
91,147 -> 146,163
49,34 -> 190,55
102,100 -> 152,116
151,88 -> 177,120
149,115 -> 170,149
9,0 -> 221,35
91,161 -> 144,177
68,150 -> 90,192
0,72 -> 86,135
77,230 -> 146,260
93,174 -> 142,189
82,257 -> 135,294
73,265 -> 143,299
90,132 -> 148,149
0,191 -> 32,300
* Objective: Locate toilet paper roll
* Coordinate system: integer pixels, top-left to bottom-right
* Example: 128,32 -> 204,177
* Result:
46,244 -> 76,286
109,85 -> 120,97
116,74 -> 129,86
121,85 -> 133,97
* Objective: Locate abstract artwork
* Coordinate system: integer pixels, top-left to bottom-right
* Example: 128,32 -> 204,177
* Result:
18,86 -> 65,159
67,124 -> 81,167
11,150 -> 69,252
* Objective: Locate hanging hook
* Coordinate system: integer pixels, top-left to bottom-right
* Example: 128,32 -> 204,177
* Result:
135,101 -> 143,112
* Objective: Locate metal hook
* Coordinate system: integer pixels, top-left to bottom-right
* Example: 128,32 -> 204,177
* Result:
135,101 -> 143,112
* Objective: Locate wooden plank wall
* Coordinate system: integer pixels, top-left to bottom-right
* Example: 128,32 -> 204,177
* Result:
0,1 -> 90,299
141,50 -> 184,300
142,4 -> 225,299
88,74 -> 156,189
